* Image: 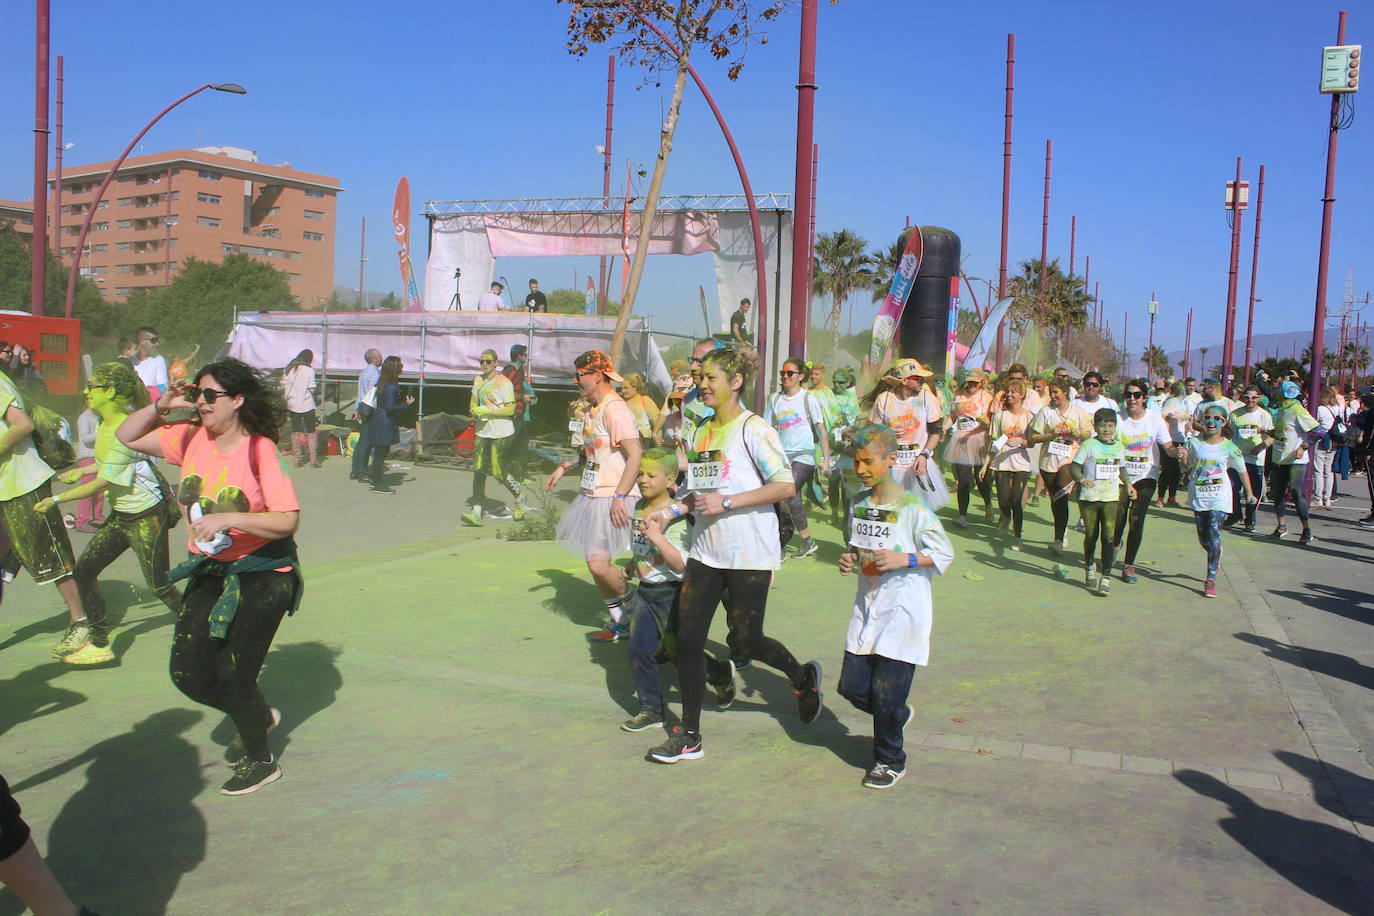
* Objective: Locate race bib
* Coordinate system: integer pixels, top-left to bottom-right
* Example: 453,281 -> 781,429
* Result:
1047,440 -> 1075,460
568,419 -> 584,434
1124,455 -> 1152,481
580,460 -> 600,491
1197,474 -> 1224,496
991,435 -> 1009,453
851,507 -> 898,552
686,450 -> 724,490
895,445 -> 919,467
1239,425 -> 1259,440
630,519 -> 652,557
1095,458 -> 1121,481
956,415 -> 978,432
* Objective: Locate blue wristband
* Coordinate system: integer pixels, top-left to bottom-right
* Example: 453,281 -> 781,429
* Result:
907,553 -> 919,568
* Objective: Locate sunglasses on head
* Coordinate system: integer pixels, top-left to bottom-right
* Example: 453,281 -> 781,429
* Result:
188,386 -> 231,404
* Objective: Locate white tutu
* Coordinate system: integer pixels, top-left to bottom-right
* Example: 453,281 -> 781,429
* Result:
555,494 -> 632,560
894,460 -> 951,513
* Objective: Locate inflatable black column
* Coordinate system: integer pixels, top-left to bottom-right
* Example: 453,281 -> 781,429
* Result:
898,226 -> 960,376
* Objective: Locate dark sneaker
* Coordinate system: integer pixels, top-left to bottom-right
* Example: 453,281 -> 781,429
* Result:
795,660 -> 823,725
1298,530 -> 1316,545
731,656 -> 751,671
1269,525 -> 1288,539
712,666 -> 737,710
1121,564 -> 1138,584
647,727 -> 703,763
621,710 -> 665,733
225,708 -> 281,766
370,482 -> 395,495
793,538 -> 820,559
588,622 -> 629,642
1360,516 -> 1374,529
862,762 -> 907,789
220,755 -> 281,795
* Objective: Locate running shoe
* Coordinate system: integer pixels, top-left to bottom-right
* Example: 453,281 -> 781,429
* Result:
370,482 -> 395,495
1166,499 -> 1182,507
487,510 -> 515,521
1049,540 -> 1063,556
1029,494 -> 1041,507
225,708 -> 282,765
1203,579 -> 1218,598
1269,525 -> 1288,539
954,515 -> 969,529
862,762 -> 907,790
1121,564 -> 1137,584
1243,521 -> 1257,532
52,622 -> 91,659
1084,563 -> 1095,586
460,509 -> 483,527
220,754 -> 282,795
1075,519 -> 1085,532
62,514 -> 76,529
647,727 -> 703,763
731,656 -> 751,671
1010,537 -> 1023,552
1096,574 -> 1111,596
621,710 -> 665,733
63,641 -> 115,666
796,660 -> 823,724
998,513 -> 1011,532
588,621 -> 629,642
793,538 -> 820,559
1360,516 -> 1374,529
1298,530 -> 1316,545
712,666 -> 738,710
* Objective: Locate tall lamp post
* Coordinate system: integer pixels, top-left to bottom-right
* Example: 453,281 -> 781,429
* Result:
1147,295 -> 1158,379
63,82 -> 245,319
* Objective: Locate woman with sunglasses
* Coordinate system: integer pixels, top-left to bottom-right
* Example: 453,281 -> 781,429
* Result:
1230,385 -> 1275,531
36,363 -> 181,666
118,358 -> 302,795
765,358 -> 831,559
463,350 -> 524,524
1110,378 -> 1172,583
946,369 -> 993,526
642,347 -> 821,764
365,356 -> 414,495
985,379 -> 1033,548
1028,378 -> 1091,554
862,358 -> 946,509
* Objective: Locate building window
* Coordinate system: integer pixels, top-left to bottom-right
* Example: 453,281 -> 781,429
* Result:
197,192 -> 221,204
117,197 -> 133,207
115,265 -> 131,274
196,216 -> 220,228
268,207 -> 280,216
221,243 -> 236,253
168,191 -> 179,201
303,209 -> 324,221
91,243 -> 108,254
116,219 -> 133,229
288,272 -> 301,282
303,231 -> 323,241
115,287 -> 132,296
90,266 -> 109,276
96,201 -> 109,210
304,189 -> 327,198
197,169 -> 221,180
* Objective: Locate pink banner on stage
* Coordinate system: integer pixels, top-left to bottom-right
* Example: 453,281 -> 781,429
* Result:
482,212 -> 718,258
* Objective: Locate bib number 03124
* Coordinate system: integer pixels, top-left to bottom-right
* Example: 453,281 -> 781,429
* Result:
851,507 -> 898,551
686,450 -> 724,490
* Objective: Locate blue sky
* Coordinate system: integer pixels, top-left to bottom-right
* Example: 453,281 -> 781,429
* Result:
1,0 -> 1369,357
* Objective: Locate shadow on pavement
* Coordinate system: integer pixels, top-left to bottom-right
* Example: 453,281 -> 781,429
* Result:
530,568 -> 636,708
1234,632 -> 1374,693
1269,583 -> 1373,627
210,640 -> 343,764
0,662 -> 86,739
0,709 -> 207,916
1173,769 -> 1374,914
1274,751 -> 1374,829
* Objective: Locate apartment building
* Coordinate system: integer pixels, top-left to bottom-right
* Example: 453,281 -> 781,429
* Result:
0,199 -> 35,238
49,146 -> 341,306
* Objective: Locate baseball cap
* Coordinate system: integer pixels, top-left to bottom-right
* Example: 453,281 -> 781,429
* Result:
1280,380 -> 1301,399
576,349 -> 623,383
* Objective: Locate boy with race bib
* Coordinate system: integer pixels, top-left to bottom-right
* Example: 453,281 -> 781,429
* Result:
1068,408 -> 1136,596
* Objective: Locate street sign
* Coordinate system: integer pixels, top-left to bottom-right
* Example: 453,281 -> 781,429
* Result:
1320,44 -> 1361,94
1225,180 -> 1250,210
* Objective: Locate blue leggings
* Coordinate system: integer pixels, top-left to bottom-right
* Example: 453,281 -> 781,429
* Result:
1193,510 -> 1226,581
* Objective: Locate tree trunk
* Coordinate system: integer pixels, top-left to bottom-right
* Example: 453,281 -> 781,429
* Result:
608,50 -> 691,367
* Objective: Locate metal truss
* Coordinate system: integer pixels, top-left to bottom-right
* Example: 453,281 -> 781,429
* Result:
422,193 -> 791,217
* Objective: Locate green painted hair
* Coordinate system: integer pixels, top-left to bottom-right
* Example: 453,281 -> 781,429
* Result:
701,346 -> 759,393
848,422 -> 898,457
641,446 -> 679,477
90,360 -> 150,411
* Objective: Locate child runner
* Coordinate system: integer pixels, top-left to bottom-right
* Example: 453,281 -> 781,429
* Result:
1178,404 -> 1255,597
643,347 -> 822,764
619,448 -> 736,732
36,362 -> 181,665
1028,379 -> 1091,554
118,358 -> 303,796
1112,378 -> 1172,583
1269,380 -> 1319,544
1068,408 -> 1135,596
863,357 -> 946,508
764,357 -> 831,559
986,380 -> 1033,549
826,367 -> 861,526
547,350 -> 643,641
1230,385 -> 1275,531
946,369 -> 993,526
837,423 -> 954,789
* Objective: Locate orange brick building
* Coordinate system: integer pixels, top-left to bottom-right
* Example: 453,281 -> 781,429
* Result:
42,146 -> 341,307
0,199 -> 36,238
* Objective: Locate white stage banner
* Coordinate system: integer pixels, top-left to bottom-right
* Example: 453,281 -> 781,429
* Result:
484,212 -> 718,258
711,210 -> 793,386
423,215 -> 494,314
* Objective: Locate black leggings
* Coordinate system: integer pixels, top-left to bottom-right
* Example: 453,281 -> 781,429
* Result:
1159,451 -> 1183,501
73,510 -> 181,647
676,559 -> 804,733
995,470 -> 1029,537
1113,478 -> 1156,566
1040,467 -> 1075,542
170,570 -> 293,760
1243,463 -> 1264,526
1080,500 -> 1121,571
369,444 -> 390,484
953,463 -> 992,515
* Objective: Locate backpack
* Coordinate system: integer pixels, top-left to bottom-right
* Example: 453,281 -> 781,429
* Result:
28,404 -> 76,471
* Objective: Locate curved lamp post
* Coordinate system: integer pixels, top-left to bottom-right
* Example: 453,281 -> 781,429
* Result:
63,82 -> 246,318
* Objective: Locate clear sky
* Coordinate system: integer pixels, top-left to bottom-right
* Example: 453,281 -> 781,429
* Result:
1,0 -> 1369,357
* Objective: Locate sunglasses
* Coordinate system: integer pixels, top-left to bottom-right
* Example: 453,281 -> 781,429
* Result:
1084,381 -> 1102,388
188,386 -> 231,404
480,359 -> 495,365
1125,390 -> 1146,399
575,369 -> 599,379
780,369 -> 801,377
84,383 -> 114,392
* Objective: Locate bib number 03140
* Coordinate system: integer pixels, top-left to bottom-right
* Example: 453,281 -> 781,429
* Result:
851,507 -> 898,551
686,450 -> 724,490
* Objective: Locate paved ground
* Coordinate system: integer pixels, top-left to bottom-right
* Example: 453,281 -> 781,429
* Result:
2,456 -> 1373,914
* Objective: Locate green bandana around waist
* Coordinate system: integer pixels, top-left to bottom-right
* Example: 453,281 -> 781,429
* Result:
169,537 -> 304,639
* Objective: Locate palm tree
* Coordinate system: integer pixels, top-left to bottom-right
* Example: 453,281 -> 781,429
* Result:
1005,257 -> 1090,360
867,233 -> 911,304
1196,346 -> 1209,379
1141,345 -> 1169,379
812,229 -> 873,341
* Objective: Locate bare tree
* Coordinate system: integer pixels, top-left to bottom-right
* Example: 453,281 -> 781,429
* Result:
564,0 -> 787,364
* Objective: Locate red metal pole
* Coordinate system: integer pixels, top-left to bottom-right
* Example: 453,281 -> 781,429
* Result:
789,0 -> 818,359
1039,139 -> 1051,314
996,33 -> 1014,373
163,157 -> 173,285
598,55 -> 614,315
1184,307 -> 1193,379
53,54 -> 62,257
1147,291 -> 1155,379
808,142 -> 817,330
1244,163 -> 1266,384
32,0 -> 51,316
1123,311 -> 1129,376
1068,215 -> 1076,277
1221,156 -> 1244,386
1084,255 -> 1091,326
1309,10 -> 1347,412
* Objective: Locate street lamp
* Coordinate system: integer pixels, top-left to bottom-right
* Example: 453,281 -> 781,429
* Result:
63,82 -> 246,318
1147,296 -> 1158,379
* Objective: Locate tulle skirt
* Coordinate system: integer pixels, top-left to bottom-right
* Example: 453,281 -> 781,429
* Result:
893,460 -> 951,513
556,494 -> 632,560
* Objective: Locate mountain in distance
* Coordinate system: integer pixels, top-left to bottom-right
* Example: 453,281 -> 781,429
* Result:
1163,328 -> 1324,373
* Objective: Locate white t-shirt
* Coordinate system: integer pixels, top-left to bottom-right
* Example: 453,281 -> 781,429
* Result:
987,409 -> 1032,473
1115,409 -> 1171,483
476,292 -> 504,312
1192,397 -> 1239,431
764,389 -> 825,465
1072,395 -> 1119,419
1030,403 -> 1091,472
1186,438 -> 1246,513
282,365 -> 316,413
870,389 -> 942,449
631,504 -> 690,586
686,411 -> 791,571
846,490 -> 955,666
1183,392 -> 1203,412
472,372 -> 515,440
1315,404 -> 1341,451
1230,407 -> 1274,466
135,354 -> 169,391
1273,404 -> 1320,465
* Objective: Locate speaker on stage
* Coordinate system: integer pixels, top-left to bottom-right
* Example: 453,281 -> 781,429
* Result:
898,226 -> 960,377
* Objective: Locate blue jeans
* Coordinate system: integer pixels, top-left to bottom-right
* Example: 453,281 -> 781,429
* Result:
838,651 -> 916,768
629,581 -> 732,716
350,422 -> 373,478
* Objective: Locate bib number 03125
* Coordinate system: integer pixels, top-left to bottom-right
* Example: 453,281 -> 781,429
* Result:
686,450 -> 724,490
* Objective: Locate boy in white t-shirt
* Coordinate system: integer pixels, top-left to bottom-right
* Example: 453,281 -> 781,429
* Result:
838,424 -> 955,790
